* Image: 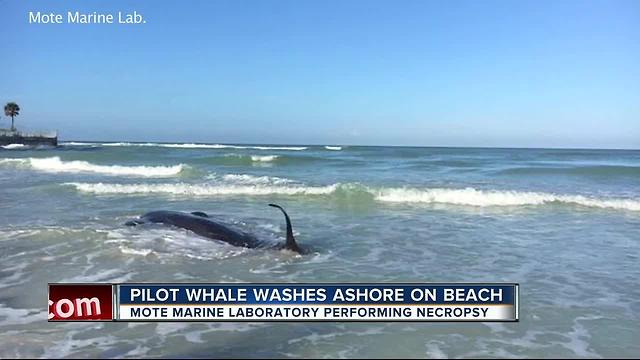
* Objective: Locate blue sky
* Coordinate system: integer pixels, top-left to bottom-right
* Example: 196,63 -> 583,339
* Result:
2,0 -> 639,148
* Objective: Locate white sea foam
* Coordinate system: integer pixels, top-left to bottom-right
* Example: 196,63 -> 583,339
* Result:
66,182 -> 337,196
1,144 -> 28,149
1,157 -> 185,177
374,187 -> 640,211
0,158 -> 24,164
65,181 -> 640,211
118,246 -> 153,256
236,145 -> 307,151
250,155 -> 279,162
111,227 -> 250,261
100,142 -> 137,146
62,141 -> 149,147
61,142 -> 96,146
161,143 -> 302,150
160,143 -> 226,149
325,146 -> 342,150
65,141 -> 308,150
219,173 -> 294,185
219,154 -> 280,164
0,305 -> 48,326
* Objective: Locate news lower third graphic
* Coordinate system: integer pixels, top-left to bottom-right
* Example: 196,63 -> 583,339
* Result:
48,283 -> 519,322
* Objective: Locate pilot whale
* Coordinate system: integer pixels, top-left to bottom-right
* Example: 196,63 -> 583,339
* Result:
125,204 -> 302,253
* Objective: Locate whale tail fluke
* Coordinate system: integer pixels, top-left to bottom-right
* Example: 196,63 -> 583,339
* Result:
269,204 -> 301,253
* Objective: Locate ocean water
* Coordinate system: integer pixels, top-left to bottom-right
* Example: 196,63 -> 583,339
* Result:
1,142 -> 639,358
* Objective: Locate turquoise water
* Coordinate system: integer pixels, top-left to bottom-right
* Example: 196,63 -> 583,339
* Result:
1,142 -> 639,358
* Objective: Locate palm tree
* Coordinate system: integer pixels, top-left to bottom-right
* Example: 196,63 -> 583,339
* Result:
4,102 -> 20,131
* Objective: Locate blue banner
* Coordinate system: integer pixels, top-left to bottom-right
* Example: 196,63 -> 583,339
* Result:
118,283 -> 516,306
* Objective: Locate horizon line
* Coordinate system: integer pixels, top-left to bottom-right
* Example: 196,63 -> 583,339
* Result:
61,139 -> 640,151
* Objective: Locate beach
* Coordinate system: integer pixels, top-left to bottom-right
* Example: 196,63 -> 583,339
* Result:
1,142 -> 639,357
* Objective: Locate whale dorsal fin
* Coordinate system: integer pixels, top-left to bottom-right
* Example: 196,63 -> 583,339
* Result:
191,211 -> 209,218
268,204 -> 301,253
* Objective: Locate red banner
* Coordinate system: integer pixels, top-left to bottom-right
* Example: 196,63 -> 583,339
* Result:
48,284 -> 113,321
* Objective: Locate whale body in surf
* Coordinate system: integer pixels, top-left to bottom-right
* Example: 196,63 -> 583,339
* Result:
125,204 -> 302,253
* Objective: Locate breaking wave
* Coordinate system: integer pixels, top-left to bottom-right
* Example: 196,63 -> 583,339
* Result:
64,181 -> 640,211
202,154 -> 323,166
214,173 -> 295,185
61,142 -> 97,146
66,182 -> 337,196
325,146 -> 342,151
61,142 -> 307,151
500,165 -> 640,177
1,144 -> 28,150
161,143 -> 307,151
250,155 -> 279,162
1,157 -> 186,177
374,187 -> 640,211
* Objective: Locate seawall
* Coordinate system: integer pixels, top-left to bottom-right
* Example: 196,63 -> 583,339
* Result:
0,130 -> 58,146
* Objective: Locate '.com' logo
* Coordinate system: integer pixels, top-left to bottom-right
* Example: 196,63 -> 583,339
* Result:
48,296 -> 102,319
48,284 -> 113,321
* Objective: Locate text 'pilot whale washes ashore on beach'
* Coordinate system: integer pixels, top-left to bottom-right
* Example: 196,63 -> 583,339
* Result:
29,11 -> 145,24
125,204 -> 303,254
